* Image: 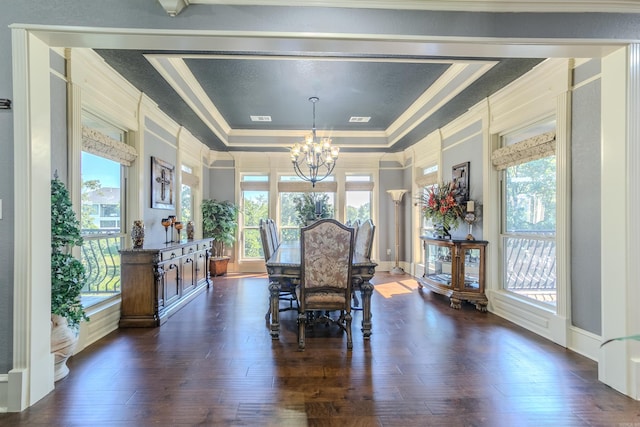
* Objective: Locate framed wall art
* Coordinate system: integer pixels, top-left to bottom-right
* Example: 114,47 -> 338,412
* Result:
151,156 -> 175,209
452,161 -> 470,203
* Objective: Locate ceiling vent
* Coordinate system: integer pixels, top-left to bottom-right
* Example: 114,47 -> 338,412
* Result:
349,116 -> 371,123
250,115 -> 272,122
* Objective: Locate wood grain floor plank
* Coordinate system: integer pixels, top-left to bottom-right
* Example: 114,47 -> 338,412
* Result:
1,272 -> 639,426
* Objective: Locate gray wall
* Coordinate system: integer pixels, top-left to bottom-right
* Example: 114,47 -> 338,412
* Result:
143,118 -> 178,247
208,160 -> 236,203
571,59 -> 602,334
379,162 -> 406,264
403,158 -> 413,263
442,120 -> 484,240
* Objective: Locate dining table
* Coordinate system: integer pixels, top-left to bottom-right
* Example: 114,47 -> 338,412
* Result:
265,241 -> 378,340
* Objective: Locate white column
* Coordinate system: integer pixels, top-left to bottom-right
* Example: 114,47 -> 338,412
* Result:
627,43 -> 640,400
599,45 -> 638,398
9,28 -> 54,411
553,88 -> 571,346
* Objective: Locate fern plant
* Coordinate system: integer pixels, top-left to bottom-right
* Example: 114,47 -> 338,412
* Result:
51,177 -> 88,329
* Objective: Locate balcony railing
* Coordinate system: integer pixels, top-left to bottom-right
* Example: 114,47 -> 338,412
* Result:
503,234 -> 556,305
80,232 -> 122,306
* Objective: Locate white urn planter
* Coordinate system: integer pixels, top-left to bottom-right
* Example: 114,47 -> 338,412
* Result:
51,314 -> 79,381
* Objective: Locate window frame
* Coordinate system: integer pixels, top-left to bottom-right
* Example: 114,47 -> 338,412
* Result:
498,120 -> 558,308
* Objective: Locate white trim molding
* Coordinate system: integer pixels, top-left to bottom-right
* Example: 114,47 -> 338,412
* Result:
10,28 -> 55,412
159,1 -> 640,16
599,46 -> 634,397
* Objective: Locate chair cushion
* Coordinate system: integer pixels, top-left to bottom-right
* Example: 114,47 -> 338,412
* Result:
306,292 -> 346,305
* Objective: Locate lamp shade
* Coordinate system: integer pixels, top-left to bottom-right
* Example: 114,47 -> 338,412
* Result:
387,189 -> 409,203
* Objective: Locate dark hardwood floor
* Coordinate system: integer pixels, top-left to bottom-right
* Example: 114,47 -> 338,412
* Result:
2,272 -> 640,426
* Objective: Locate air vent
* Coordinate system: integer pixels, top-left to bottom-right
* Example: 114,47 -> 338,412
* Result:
250,115 -> 272,122
349,116 -> 371,123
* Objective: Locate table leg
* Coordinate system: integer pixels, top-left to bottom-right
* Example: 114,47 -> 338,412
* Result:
268,281 -> 281,339
360,281 -> 374,339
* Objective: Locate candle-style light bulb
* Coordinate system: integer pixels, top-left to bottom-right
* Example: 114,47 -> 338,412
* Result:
467,200 -> 475,212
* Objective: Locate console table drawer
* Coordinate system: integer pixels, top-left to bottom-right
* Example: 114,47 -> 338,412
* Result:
160,249 -> 181,261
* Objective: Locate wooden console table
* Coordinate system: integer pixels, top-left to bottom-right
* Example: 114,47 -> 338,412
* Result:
119,238 -> 213,327
418,236 -> 488,311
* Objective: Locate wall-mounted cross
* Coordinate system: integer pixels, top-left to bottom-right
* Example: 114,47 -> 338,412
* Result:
156,167 -> 172,201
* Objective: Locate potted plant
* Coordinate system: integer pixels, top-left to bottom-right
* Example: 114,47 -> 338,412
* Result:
202,199 -> 239,276
293,193 -> 333,226
50,176 -> 89,380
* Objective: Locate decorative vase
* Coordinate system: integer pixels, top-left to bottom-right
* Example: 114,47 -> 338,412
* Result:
186,221 -> 195,240
51,314 -> 78,381
131,220 -> 145,248
434,223 -> 452,239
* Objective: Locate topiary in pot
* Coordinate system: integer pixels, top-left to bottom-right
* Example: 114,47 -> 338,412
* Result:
202,199 -> 239,258
51,177 -> 89,380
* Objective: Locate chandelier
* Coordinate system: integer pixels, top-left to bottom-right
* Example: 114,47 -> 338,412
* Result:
290,97 -> 339,187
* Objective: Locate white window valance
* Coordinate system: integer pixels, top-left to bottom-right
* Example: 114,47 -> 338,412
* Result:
277,180 -> 337,193
491,131 -> 556,171
182,170 -> 199,187
345,181 -> 374,191
240,180 -> 269,191
82,125 -> 137,166
416,171 -> 438,188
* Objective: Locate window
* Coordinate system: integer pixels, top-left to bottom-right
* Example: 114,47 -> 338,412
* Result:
497,120 -> 557,306
416,165 -> 438,232
99,220 -> 119,228
101,204 -> 120,217
345,175 -> 373,224
421,183 -> 438,233
80,113 -> 130,306
278,176 -> 336,242
181,185 -> 192,222
181,164 -> 198,224
80,151 -> 124,305
241,175 -> 269,259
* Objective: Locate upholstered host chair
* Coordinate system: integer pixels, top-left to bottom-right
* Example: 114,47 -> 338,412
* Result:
298,219 -> 355,351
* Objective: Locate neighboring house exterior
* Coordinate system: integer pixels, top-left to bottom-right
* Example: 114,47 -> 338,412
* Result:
83,187 -> 121,232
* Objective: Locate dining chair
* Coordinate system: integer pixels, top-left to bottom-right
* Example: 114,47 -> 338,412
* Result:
266,218 -> 280,251
352,219 -> 375,310
260,219 -> 296,319
259,219 -> 275,262
298,218 -> 355,351
350,219 -> 361,248
355,219 -> 375,259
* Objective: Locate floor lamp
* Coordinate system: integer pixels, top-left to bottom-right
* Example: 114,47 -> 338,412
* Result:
387,189 -> 409,275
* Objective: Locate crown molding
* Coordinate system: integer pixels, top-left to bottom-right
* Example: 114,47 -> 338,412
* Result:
159,0 -> 640,16
146,53 -> 499,151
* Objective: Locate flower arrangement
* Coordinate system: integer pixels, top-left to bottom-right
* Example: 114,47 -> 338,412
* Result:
421,181 -> 464,238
